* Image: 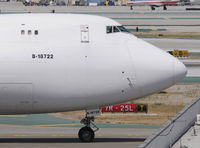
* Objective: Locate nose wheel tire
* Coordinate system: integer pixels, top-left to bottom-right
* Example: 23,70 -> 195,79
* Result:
78,127 -> 95,142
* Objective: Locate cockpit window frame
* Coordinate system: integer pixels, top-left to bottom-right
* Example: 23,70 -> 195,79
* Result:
106,26 -> 113,34
106,25 -> 130,34
113,26 -> 120,33
117,26 -> 130,33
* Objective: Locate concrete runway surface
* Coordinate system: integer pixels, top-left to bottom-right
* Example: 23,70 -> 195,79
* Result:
1,4 -> 200,32
0,115 -> 157,148
144,38 -> 200,51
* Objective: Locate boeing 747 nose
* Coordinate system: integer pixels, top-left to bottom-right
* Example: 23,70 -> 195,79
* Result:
174,58 -> 187,83
125,37 -> 187,98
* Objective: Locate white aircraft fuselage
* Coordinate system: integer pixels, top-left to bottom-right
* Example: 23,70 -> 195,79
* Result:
127,0 -> 179,6
127,0 -> 179,10
0,14 -> 187,115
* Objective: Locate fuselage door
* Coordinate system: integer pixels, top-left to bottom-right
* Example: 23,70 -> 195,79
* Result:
81,25 -> 89,43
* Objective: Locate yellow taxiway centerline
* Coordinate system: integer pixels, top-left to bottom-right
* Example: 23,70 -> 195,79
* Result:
32,123 -> 81,127
0,115 -> 26,117
6,134 -> 149,137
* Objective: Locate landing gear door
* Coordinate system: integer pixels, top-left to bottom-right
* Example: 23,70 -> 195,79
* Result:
81,25 -> 89,43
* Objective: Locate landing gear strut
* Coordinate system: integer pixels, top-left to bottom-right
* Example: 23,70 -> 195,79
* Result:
78,114 -> 99,142
151,6 -> 155,11
163,5 -> 167,10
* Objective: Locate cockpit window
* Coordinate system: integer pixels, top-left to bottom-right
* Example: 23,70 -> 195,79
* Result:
106,26 -> 130,34
113,26 -> 120,32
117,26 -> 130,33
106,26 -> 112,33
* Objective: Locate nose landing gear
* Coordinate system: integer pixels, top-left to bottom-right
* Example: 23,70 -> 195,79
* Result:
163,5 -> 167,10
151,6 -> 155,10
78,110 -> 100,142
78,126 -> 94,142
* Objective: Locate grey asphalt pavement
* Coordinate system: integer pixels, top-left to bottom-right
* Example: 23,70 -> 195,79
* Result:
0,124 -> 155,148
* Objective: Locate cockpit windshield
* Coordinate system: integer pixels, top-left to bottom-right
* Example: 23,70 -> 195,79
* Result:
117,26 -> 129,32
113,26 -> 120,32
106,26 -> 112,33
106,26 -> 130,34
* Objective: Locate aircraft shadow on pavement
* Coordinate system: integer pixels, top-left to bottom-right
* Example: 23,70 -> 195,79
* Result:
0,138 -> 145,143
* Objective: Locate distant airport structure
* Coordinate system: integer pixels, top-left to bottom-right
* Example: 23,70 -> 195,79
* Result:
127,0 -> 180,10
0,0 -> 199,7
190,0 -> 200,4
